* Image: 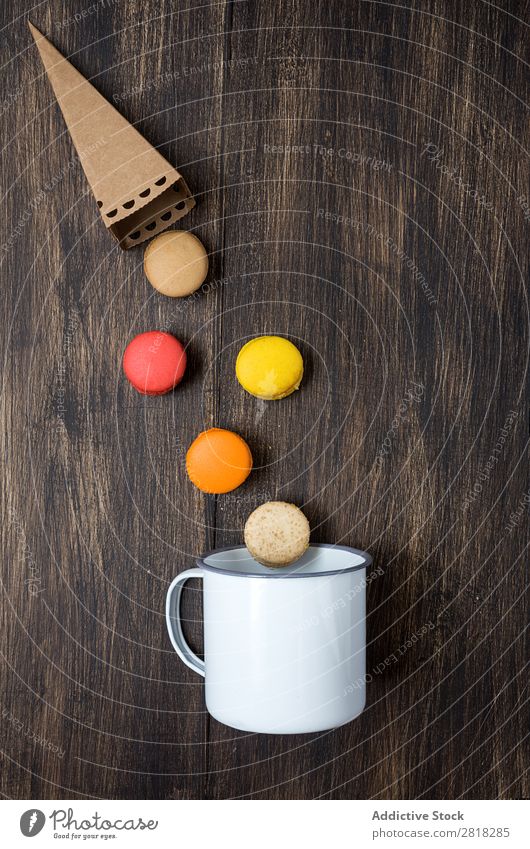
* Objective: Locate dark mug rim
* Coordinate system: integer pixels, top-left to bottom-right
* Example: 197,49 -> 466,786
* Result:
197,543 -> 372,579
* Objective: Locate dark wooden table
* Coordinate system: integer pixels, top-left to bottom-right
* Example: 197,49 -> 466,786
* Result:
1,0 -> 528,800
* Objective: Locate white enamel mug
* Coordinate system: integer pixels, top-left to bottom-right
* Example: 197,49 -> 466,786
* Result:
165,544 -> 371,734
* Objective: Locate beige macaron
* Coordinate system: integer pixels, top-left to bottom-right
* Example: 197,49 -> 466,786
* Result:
144,230 -> 208,297
244,501 -> 310,567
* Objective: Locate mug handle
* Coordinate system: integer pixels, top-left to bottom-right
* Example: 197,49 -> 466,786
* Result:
165,569 -> 205,678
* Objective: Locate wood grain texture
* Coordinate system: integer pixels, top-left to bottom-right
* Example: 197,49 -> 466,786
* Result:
0,0 -> 528,799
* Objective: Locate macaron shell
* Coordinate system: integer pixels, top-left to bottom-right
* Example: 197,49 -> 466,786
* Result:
123,331 -> 187,395
186,428 -> 253,493
236,336 -> 304,399
244,501 -> 310,567
144,231 -> 208,298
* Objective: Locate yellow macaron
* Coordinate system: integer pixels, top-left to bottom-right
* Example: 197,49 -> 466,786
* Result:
235,335 -> 303,400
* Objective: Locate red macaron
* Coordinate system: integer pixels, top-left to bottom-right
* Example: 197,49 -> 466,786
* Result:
123,331 -> 187,395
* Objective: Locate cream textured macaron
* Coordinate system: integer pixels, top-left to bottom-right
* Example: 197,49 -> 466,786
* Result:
144,230 -> 208,297
244,501 -> 310,567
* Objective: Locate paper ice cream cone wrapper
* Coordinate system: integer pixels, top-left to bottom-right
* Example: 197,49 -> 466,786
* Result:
29,22 -> 195,249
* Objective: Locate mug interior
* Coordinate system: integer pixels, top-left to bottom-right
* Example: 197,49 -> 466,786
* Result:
200,544 -> 371,578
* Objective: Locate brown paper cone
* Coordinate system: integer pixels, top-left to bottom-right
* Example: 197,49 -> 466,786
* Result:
28,22 -> 195,249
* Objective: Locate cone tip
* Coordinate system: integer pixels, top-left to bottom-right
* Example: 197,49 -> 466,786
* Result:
28,21 -> 44,41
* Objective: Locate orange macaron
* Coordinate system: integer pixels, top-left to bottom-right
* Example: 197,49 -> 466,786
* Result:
186,428 -> 253,494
